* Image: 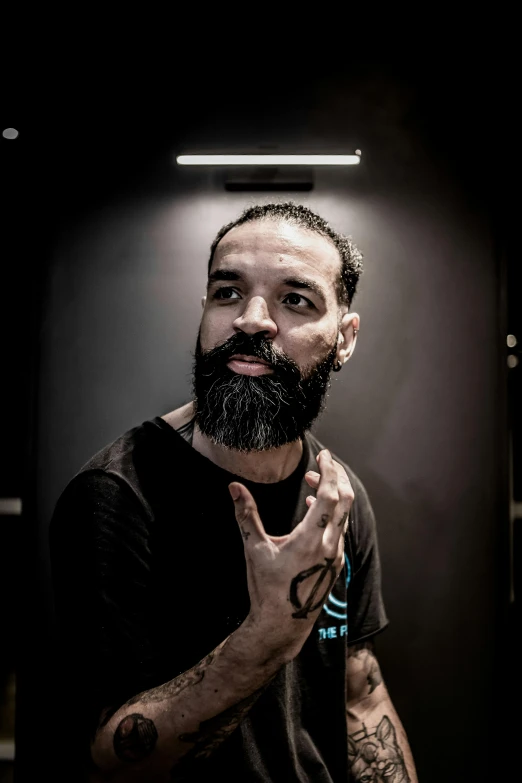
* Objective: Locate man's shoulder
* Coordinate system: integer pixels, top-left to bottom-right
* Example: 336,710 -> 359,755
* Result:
160,401 -> 195,431
78,419 -> 152,475
64,414 -> 179,505
59,405 -> 196,510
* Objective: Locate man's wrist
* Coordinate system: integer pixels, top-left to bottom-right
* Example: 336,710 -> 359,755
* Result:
237,612 -> 303,669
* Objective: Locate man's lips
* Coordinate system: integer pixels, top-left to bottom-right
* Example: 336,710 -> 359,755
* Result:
227,354 -> 273,376
229,354 -> 270,365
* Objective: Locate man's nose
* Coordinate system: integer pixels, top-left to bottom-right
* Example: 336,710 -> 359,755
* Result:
233,296 -> 278,338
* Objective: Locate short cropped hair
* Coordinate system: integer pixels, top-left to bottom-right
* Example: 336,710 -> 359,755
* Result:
208,202 -> 363,307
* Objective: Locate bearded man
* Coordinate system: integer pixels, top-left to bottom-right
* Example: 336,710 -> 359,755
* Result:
49,202 -> 418,782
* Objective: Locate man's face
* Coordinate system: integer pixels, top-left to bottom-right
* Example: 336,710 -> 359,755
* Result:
200,218 -> 343,371
193,218 -> 345,452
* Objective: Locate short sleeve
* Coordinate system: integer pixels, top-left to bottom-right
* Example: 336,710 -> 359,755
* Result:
48,470 -> 158,742
345,471 -> 389,644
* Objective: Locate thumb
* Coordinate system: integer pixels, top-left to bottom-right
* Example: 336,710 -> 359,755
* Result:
229,482 -> 266,544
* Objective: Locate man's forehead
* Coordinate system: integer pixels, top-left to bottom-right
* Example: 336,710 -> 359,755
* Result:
213,218 -> 341,278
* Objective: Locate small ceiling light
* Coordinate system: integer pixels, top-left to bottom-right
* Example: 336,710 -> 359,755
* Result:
176,153 -> 361,166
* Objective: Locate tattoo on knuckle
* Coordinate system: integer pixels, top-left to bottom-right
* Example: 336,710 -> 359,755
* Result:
317,513 -> 329,528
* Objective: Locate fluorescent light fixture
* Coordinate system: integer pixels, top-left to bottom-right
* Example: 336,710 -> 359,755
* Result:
176,154 -> 360,166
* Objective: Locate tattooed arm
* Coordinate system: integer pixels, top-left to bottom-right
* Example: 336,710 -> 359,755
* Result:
89,449 -> 353,782
89,621 -> 282,783
346,641 -> 418,783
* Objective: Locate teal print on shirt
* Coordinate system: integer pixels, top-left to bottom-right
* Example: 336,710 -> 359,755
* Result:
318,552 -> 351,641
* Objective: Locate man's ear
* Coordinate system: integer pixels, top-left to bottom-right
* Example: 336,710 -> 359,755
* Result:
201,295 -> 207,309
336,312 -> 360,367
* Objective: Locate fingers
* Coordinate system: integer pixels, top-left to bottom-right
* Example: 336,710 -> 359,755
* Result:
323,460 -> 353,550
229,482 -> 267,545
305,470 -> 320,488
300,452 -> 354,549
299,450 -> 339,535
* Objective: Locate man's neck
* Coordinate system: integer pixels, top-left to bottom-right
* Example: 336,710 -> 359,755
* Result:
193,424 -> 303,484
162,401 -> 303,484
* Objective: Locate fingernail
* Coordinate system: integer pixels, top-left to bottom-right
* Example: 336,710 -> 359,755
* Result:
229,484 -> 240,501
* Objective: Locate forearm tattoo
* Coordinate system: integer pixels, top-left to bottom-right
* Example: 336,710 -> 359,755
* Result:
113,713 -> 158,762
347,641 -> 383,694
123,640 -> 229,709
104,642 -> 230,763
170,687 -> 266,781
289,558 -> 338,619
348,716 -> 411,783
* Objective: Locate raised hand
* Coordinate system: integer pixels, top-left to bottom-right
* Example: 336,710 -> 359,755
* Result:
229,449 -> 354,660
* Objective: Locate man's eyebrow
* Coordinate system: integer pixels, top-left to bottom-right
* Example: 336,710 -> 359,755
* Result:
207,269 -> 327,301
207,269 -> 241,287
282,278 -> 327,301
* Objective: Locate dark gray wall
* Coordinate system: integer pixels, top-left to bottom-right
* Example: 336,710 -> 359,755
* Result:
35,175 -> 503,782
15,61 -> 513,782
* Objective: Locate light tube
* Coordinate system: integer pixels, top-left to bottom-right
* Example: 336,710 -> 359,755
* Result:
176,154 -> 360,166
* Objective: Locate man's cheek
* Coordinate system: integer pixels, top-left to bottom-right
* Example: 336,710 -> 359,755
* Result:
291,339 -> 332,367
200,318 -> 225,350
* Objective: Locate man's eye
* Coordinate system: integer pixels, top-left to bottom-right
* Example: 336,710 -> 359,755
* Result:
213,287 -> 241,300
283,293 -> 314,308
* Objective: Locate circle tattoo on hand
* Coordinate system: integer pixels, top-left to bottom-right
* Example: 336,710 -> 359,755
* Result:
289,558 -> 337,619
114,713 -> 158,762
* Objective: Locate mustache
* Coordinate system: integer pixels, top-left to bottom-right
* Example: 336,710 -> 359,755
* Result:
196,332 -> 300,376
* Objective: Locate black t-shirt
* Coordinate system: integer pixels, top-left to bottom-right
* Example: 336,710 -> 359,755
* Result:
48,416 -> 388,782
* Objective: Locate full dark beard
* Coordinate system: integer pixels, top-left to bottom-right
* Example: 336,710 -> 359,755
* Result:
192,331 -> 337,452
